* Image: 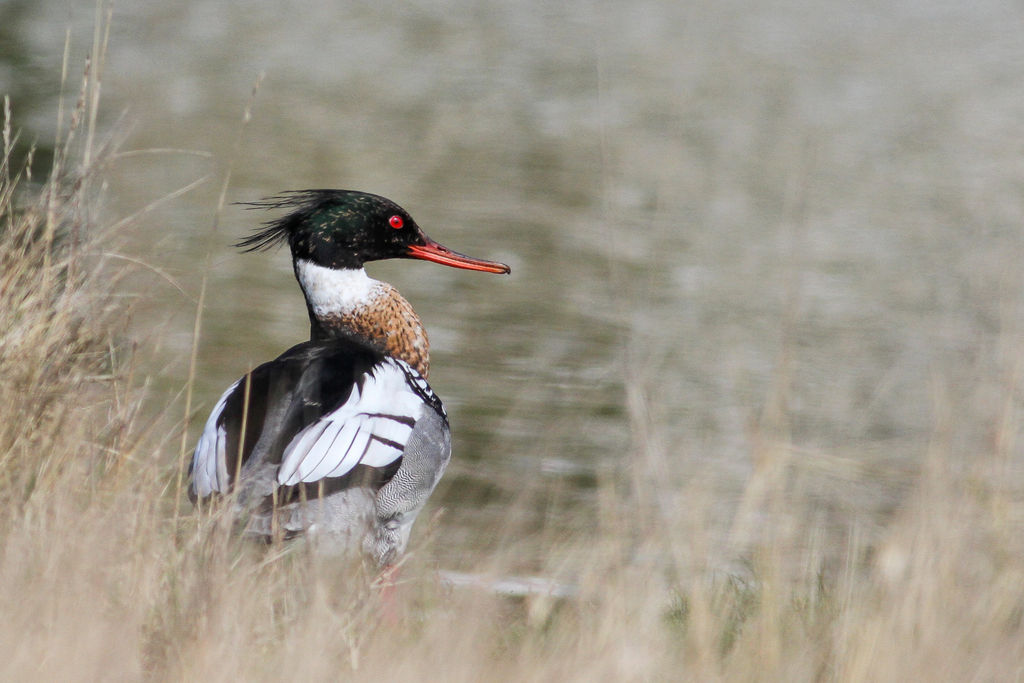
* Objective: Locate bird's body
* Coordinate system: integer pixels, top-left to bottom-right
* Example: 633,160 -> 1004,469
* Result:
189,190 -> 508,566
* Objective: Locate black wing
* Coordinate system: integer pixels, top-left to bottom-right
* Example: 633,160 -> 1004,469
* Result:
189,337 -> 444,502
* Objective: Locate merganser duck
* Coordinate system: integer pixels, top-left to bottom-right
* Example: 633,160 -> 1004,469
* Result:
188,189 -> 509,567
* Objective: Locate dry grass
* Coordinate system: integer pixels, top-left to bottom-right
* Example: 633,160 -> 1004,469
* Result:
3,32 -> 1024,683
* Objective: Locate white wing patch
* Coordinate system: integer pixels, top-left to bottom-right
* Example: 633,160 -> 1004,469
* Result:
190,378 -> 240,498
277,359 -> 427,486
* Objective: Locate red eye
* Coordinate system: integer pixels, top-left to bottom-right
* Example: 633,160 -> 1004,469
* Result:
389,215 -> 404,229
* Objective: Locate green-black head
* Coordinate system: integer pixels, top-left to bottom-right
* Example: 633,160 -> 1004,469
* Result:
237,189 -> 510,273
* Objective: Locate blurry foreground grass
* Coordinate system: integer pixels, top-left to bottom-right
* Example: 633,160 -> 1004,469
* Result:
2,50 -> 1024,683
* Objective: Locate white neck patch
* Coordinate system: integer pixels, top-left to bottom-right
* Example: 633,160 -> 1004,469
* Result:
295,259 -> 382,317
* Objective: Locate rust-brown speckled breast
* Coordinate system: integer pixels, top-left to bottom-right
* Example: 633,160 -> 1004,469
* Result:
323,284 -> 430,377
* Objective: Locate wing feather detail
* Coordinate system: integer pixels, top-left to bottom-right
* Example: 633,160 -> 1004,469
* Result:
277,359 -> 428,486
190,379 -> 241,498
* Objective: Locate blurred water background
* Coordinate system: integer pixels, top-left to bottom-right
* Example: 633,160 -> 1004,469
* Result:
3,0 -> 1024,573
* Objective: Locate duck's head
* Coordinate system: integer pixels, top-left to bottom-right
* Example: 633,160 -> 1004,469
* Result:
237,189 -> 511,274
